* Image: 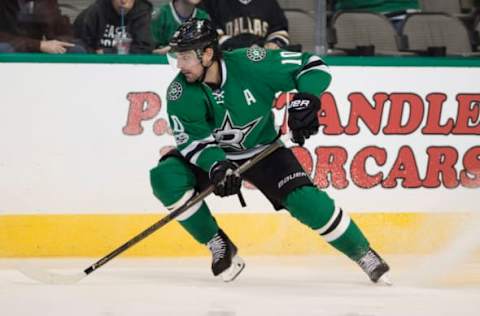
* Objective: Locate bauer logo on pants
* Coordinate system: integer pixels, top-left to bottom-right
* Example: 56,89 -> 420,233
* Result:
278,172 -> 308,189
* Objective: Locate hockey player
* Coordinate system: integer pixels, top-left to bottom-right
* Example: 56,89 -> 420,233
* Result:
150,18 -> 391,284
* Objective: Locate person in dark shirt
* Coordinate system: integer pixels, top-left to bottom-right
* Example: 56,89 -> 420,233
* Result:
0,0 -> 83,53
74,0 -> 153,54
201,0 -> 289,50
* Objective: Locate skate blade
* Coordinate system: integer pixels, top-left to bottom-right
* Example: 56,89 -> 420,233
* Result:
377,272 -> 393,286
220,255 -> 245,282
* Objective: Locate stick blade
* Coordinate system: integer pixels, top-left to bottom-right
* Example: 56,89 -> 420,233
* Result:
17,265 -> 86,285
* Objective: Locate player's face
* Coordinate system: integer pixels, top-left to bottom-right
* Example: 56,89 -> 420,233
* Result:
112,0 -> 135,14
175,50 -> 204,82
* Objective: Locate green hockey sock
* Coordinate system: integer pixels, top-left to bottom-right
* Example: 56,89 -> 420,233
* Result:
176,202 -> 219,245
284,186 -> 370,261
150,158 -> 219,244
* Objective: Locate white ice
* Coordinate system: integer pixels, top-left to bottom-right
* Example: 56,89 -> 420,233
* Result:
1,255 -> 479,316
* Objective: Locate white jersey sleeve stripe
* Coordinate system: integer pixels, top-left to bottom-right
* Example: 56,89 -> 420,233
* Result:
190,144 -> 218,165
296,56 -> 330,80
180,135 -> 216,160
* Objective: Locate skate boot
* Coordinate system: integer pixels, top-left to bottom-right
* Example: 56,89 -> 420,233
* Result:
207,229 -> 245,282
357,247 -> 392,285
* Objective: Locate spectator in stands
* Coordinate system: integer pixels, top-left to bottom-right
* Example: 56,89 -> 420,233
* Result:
74,0 -> 153,54
0,0 -> 84,53
151,0 -> 209,55
334,0 -> 420,31
201,0 -> 290,50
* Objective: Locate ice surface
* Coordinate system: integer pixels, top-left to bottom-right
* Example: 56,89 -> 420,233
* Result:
1,255 -> 479,316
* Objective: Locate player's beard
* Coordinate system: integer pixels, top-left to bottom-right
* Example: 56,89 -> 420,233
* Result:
182,68 -> 204,83
183,72 -> 195,83
182,72 -> 197,82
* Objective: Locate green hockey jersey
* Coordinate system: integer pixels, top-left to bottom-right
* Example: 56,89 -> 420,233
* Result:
151,1 -> 209,47
335,0 -> 419,13
166,47 -> 331,173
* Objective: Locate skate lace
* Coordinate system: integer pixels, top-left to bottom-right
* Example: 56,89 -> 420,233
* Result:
358,250 -> 380,274
207,234 -> 227,264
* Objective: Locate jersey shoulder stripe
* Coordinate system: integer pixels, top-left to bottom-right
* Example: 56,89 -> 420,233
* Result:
296,55 -> 330,79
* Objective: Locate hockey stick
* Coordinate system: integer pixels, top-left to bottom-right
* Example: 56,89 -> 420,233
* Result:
18,140 -> 283,284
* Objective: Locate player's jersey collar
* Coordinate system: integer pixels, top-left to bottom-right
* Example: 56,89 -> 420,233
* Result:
204,59 -> 226,91
220,58 -> 227,88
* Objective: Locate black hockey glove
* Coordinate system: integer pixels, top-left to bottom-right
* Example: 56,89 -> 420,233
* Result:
287,92 -> 321,146
209,160 -> 242,197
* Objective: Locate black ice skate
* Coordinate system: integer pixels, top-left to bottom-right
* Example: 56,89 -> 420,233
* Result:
357,247 -> 392,285
207,229 -> 245,282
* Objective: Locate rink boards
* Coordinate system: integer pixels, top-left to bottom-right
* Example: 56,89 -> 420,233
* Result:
0,212 -> 477,257
0,55 -> 478,257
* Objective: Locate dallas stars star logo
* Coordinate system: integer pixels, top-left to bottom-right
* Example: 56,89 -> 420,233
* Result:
213,112 -> 261,150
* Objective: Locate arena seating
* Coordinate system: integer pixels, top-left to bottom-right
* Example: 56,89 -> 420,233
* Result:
421,0 -> 464,14
284,9 -> 316,52
329,11 -> 413,56
278,0 -> 317,13
56,1 -> 480,55
402,13 -> 480,56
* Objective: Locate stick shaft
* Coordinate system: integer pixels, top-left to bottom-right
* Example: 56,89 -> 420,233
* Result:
84,141 -> 282,275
